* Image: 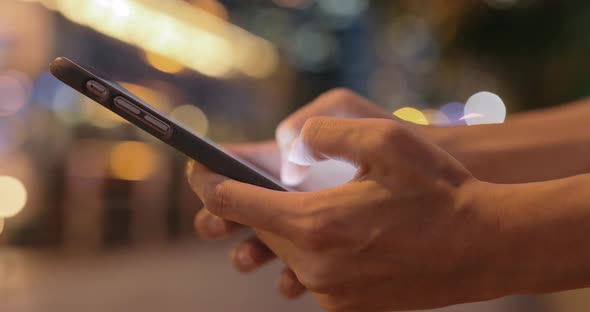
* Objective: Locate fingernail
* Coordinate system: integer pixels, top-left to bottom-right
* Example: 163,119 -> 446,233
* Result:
238,247 -> 255,269
279,272 -> 297,296
206,215 -> 227,236
185,160 -> 195,181
287,137 -> 312,166
280,273 -> 292,289
281,161 -> 307,186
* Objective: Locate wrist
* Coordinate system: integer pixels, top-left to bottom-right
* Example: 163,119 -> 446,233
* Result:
452,180 -> 529,300
460,178 -> 590,299
413,125 -> 478,170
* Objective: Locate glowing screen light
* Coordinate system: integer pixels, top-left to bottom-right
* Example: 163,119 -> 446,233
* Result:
464,91 -> 507,125
393,107 -> 429,125
0,176 -> 28,218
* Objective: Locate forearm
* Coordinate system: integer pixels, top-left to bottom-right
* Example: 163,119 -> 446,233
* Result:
430,98 -> 590,183
469,175 -> 590,297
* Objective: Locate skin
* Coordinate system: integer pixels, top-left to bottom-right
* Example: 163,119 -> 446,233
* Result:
188,89 -> 590,311
429,97 -> 590,183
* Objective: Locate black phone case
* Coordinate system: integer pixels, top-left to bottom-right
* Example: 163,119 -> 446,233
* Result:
50,57 -> 290,192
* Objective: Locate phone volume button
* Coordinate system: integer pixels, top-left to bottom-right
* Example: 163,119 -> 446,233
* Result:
144,114 -> 170,132
114,96 -> 141,115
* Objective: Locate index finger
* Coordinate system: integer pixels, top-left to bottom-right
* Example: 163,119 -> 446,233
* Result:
188,162 -> 306,239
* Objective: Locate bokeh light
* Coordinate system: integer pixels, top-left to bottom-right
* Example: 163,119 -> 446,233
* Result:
439,102 -> 466,126
144,51 -> 185,74
81,97 -> 128,129
235,40 -> 280,79
118,82 -> 171,113
109,141 -> 157,181
433,112 -> 452,126
21,0 -> 278,78
464,91 -> 507,125
0,176 -> 28,218
170,105 -> 209,136
422,108 -> 451,126
393,107 -> 429,125
0,70 -> 32,116
187,0 -> 229,20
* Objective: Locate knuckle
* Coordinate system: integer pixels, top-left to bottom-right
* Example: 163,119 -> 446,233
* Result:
194,210 -> 206,231
369,121 -> 404,151
323,88 -> 356,102
204,180 -> 231,216
297,212 -> 336,251
380,120 -> 404,141
299,261 -> 335,293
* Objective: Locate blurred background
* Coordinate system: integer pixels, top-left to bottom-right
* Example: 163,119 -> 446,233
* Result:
1,0 -> 590,311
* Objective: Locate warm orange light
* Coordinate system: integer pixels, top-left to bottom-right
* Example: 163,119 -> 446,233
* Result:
109,141 -> 157,181
144,51 -> 185,74
75,96 -> 127,129
118,82 -> 172,113
24,0 -> 278,78
0,176 -> 28,218
187,0 -> 229,19
170,104 -> 209,135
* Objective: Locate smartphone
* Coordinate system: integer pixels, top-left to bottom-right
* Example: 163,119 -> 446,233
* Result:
50,57 -> 292,192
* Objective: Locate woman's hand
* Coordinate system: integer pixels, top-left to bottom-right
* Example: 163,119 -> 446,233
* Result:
188,117 -> 501,311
